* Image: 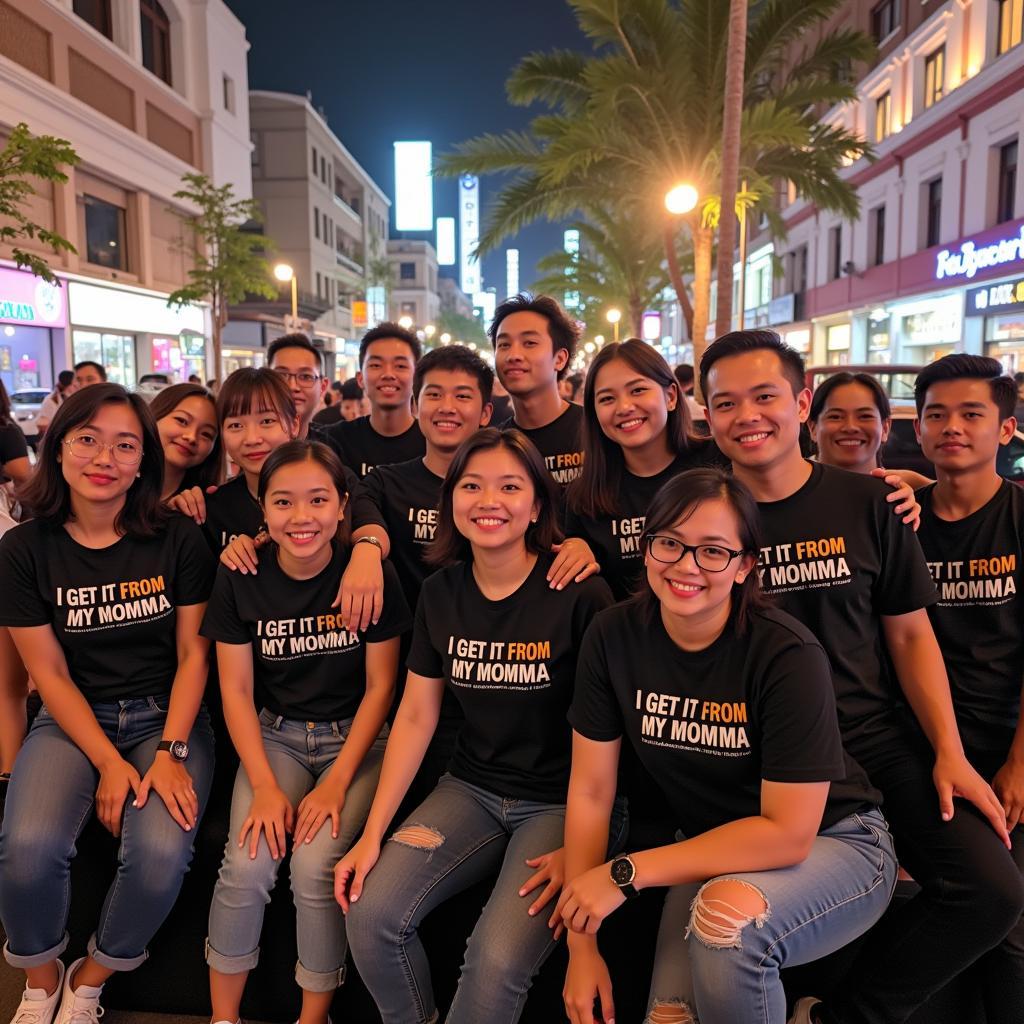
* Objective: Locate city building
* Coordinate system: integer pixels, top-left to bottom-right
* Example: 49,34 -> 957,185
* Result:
739,0 -> 1024,371
438,274 -> 475,319
0,0 -> 252,391
234,91 -> 391,379
387,238 -> 440,328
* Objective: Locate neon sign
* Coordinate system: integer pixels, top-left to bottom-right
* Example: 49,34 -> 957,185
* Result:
935,226 -> 1024,281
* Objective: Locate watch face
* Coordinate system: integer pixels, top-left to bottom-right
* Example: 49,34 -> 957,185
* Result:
610,857 -> 635,886
170,740 -> 189,761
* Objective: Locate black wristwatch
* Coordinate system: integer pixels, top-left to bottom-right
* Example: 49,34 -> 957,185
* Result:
157,740 -> 189,762
610,854 -> 639,898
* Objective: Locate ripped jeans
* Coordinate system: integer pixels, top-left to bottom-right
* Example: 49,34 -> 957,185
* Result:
346,773 -> 627,1024
647,809 -> 896,1024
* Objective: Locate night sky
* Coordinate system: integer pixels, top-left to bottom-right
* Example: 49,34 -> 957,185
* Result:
226,0 -> 589,296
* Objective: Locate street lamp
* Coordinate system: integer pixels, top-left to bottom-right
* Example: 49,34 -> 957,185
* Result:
665,183 -> 699,215
398,315 -> 414,330
594,334 -> 605,345
440,332 -> 452,344
424,324 -> 436,339
606,308 -> 622,343
273,263 -> 297,319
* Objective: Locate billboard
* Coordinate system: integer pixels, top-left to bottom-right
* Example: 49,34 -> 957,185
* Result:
394,141 -> 433,231
460,174 -> 481,296
436,217 -> 456,266
506,249 -> 519,299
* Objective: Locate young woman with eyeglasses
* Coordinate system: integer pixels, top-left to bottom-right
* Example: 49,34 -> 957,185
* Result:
0,383 -> 217,1024
559,468 -> 895,1024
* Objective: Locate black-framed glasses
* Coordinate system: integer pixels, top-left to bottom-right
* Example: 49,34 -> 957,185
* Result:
273,369 -> 321,388
647,535 -> 746,572
63,433 -> 143,466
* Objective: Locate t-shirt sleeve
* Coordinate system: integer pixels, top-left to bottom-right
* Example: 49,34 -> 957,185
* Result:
757,641 -> 847,783
364,561 -> 413,643
405,583 -> 444,678
170,517 -> 217,605
0,423 -> 28,464
350,469 -> 386,532
871,490 -> 938,615
0,526 -> 50,627
199,567 -> 250,645
568,617 -> 624,742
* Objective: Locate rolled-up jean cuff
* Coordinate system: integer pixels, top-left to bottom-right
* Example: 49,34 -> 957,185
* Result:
295,959 -> 346,992
3,932 -> 69,969
205,936 -> 259,975
87,933 -> 148,972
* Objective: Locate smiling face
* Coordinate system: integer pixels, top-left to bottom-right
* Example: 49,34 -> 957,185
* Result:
263,458 -> 346,566
493,311 -> 568,399
916,378 -> 1015,475
451,447 -> 540,555
357,338 -> 416,414
157,395 -> 218,472
59,401 -> 145,508
593,357 -> 677,455
221,404 -> 297,478
270,345 -> 326,430
809,382 -> 890,473
416,368 -> 492,454
705,350 -> 810,473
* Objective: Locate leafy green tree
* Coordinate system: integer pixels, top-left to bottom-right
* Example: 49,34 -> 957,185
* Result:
436,309 -> 488,346
0,123 -> 78,283
167,173 -> 276,379
438,0 -> 875,364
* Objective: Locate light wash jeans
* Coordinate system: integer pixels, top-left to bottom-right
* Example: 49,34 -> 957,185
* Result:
346,773 -> 628,1024
0,698 -> 215,971
206,709 -> 387,992
646,808 -> 897,1024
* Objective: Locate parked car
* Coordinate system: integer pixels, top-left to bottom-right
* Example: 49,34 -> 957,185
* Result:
136,373 -> 173,399
9,388 -> 50,445
805,364 -> 923,401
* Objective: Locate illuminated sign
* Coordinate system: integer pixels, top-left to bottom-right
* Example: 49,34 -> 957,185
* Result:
459,174 -> 480,295
563,229 -> 580,310
0,268 -> 66,328
474,290 -> 496,328
935,226 -> 1024,281
436,217 -> 456,266
393,142 -> 434,232
506,248 -> 519,298
966,276 -> 1024,316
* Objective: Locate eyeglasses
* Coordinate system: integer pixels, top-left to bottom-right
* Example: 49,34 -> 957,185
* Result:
273,369 -> 322,388
64,433 -> 143,466
647,535 -> 746,572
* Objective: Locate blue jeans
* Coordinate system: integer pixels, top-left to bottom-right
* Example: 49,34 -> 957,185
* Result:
346,774 -> 628,1024
206,710 -> 387,992
646,809 -> 897,1024
0,697 -> 215,971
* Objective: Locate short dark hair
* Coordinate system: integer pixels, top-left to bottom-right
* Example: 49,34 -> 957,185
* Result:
358,322 -> 421,366
340,378 -> 363,401
267,333 -> 323,369
57,369 -> 75,390
1014,371 -> 1024,386
700,330 -> 806,399
413,344 -> 494,405
427,428 -> 562,567
149,382 -> 223,491
216,367 -> 297,426
637,468 -> 768,632
18,383 -> 167,537
809,372 -> 891,423
674,363 -> 695,389
73,360 -> 107,381
488,293 -> 579,380
915,354 -> 1017,420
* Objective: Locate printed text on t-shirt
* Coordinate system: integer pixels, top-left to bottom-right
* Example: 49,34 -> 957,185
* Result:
57,576 -> 172,631
257,615 -> 360,658
446,634 -> 552,689
757,536 -> 851,593
635,688 -> 750,756
926,554 -> 1017,604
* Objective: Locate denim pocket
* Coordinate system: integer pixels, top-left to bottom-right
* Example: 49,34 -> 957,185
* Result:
149,695 -> 171,714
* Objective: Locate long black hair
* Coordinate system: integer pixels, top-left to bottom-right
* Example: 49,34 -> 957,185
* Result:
150,382 -> 223,491
0,380 -> 12,428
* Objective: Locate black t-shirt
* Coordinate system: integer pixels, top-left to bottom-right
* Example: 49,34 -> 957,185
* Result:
311,405 -> 343,427
324,416 -> 425,479
565,446 -> 721,599
570,603 -> 879,837
502,403 -> 584,488
755,462 -> 937,748
359,457 -> 443,609
917,480 -> 1024,757
0,514 -> 215,702
0,422 -> 27,465
407,552 -> 613,802
201,541 -> 411,721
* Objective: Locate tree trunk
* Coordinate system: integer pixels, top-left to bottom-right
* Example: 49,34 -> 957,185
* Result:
691,221 -> 714,401
714,0 -> 749,337
630,295 -> 644,339
663,222 -> 694,339
212,292 -> 225,384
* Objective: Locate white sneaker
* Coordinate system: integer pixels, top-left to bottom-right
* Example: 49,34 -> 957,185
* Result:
53,958 -> 103,1024
788,997 -> 822,1024
10,959 -> 65,1024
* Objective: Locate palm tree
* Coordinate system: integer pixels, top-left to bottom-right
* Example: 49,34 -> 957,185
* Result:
438,0 -> 875,363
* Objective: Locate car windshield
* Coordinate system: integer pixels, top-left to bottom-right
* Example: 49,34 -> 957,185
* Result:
11,391 -> 48,404
810,370 -> 918,400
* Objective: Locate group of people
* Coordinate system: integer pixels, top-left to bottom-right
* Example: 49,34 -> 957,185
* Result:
0,292 -> 1021,1024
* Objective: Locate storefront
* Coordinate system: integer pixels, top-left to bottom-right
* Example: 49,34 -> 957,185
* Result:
889,293 -> 961,365
824,322 -> 852,366
0,265 -> 68,394
68,281 -> 208,386
967,275 -> 1024,372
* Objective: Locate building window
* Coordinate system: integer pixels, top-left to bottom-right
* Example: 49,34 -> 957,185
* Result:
997,0 -> 1023,55
870,206 -> 886,266
828,226 -> 842,281
997,140 -> 1018,224
73,0 -> 112,39
923,46 -> 944,109
250,133 -> 260,171
223,75 -> 235,114
875,92 -> 892,141
871,0 -> 901,42
140,0 -> 172,86
400,262 -> 416,281
314,206 -> 320,240
311,146 -> 317,176
83,195 -> 127,271
320,156 -> 327,184
788,244 -> 808,293
925,177 -> 942,247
